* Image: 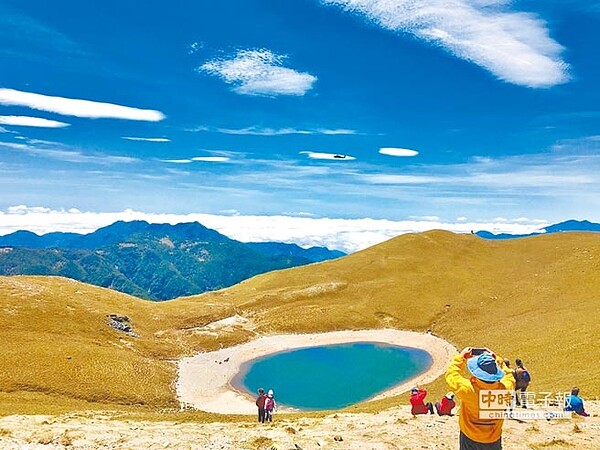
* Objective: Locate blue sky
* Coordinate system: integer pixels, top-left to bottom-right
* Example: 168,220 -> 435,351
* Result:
0,0 -> 599,250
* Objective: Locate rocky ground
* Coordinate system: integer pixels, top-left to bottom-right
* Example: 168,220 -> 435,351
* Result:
0,404 -> 598,450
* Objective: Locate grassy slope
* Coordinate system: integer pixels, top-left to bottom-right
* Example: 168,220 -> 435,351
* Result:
1,230 -> 599,415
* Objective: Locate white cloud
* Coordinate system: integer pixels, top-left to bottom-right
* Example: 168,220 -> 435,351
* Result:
300,151 -> 357,160
358,146 -> 600,189
322,0 -> 569,88
379,147 -> 419,157
191,156 -> 230,162
410,215 -> 440,221
161,156 -> 231,163
186,125 -> 210,132
218,209 -> 240,216
318,129 -> 357,135
467,171 -> 594,187
361,170 -> 595,187
218,127 -> 311,136
361,174 -> 442,184
0,206 -> 550,253
0,140 -> 138,164
7,205 -> 51,215
0,115 -> 70,128
122,137 -> 170,142
0,88 -> 165,121
188,41 -> 204,54
200,49 -> 317,96
213,126 -> 356,136
161,159 -> 192,164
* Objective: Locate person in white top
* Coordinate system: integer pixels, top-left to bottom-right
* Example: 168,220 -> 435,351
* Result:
264,389 -> 277,422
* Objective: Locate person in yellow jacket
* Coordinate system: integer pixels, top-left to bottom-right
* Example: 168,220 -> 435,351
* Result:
445,347 -> 515,450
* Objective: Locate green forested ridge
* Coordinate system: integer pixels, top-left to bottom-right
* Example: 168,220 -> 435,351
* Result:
0,221 -> 342,300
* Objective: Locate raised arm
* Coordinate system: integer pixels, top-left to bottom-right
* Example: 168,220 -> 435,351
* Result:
445,347 -> 473,396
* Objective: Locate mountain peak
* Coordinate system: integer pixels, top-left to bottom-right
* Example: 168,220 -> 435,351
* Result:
477,219 -> 600,240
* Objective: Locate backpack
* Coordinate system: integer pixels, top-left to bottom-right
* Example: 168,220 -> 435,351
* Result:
265,396 -> 275,411
520,369 -> 531,383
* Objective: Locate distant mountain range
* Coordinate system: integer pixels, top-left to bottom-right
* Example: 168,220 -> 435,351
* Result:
476,219 -> 600,240
246,242 -> 346,262
0,220 -> 345,300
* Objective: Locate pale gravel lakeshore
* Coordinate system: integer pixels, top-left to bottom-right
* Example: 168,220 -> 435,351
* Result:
176,329 -> 458,414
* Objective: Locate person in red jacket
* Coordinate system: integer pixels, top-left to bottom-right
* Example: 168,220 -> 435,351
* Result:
410,386 -> 434,415
255,387 -> 267,423
435,392 -> 456,416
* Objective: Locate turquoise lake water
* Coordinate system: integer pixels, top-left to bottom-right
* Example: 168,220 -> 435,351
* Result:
233,342 -> 432,410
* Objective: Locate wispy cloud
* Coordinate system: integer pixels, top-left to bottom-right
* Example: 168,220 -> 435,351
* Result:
361,174 -> 442,184
161,159 -> 193,164
0,115 -> 70,128
161,156 -> 231,164
322,0 -> 569,88
0,125 -> 19,134
199,49 -> 317,96
319,129 -> 358,135
0,5 -> 85,60
188,41 -> 204,55
358,146 -> 600,189
211,126 -> 357,136
0,206 -> 552,253
122,136 -> 170,142
410,215 -> 440,221
301,151 -> 357,160
379,147 -> 418,157
0,88 -> 165,121
191,156 -> 230,162
0,140 -> 139,164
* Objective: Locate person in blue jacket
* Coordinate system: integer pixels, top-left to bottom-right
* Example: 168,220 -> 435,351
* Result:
564,387 -> 589,417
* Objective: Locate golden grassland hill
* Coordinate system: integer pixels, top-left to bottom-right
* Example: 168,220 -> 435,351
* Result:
1,230 -> 599,416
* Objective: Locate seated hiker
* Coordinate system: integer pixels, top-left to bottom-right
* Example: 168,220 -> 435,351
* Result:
265,389 -> 277,422
435,392 -> 456,416
564,387 -> 589,417
410,386 -> 434,415
255,387 -> 267,423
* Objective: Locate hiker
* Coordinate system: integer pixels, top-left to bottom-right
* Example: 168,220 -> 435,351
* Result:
514,359 -> 531,408
564,387 -> 589,417
409,386 -> 434,415
255,387 -> 267,423
265,389 -> 277,422
446,347 -> 515,450
435,392 -> 456,416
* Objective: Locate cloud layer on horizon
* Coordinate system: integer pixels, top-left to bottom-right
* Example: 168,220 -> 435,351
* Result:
0,206 -> 549,253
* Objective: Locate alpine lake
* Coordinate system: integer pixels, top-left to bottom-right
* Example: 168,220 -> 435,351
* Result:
233,342 -> 432,410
